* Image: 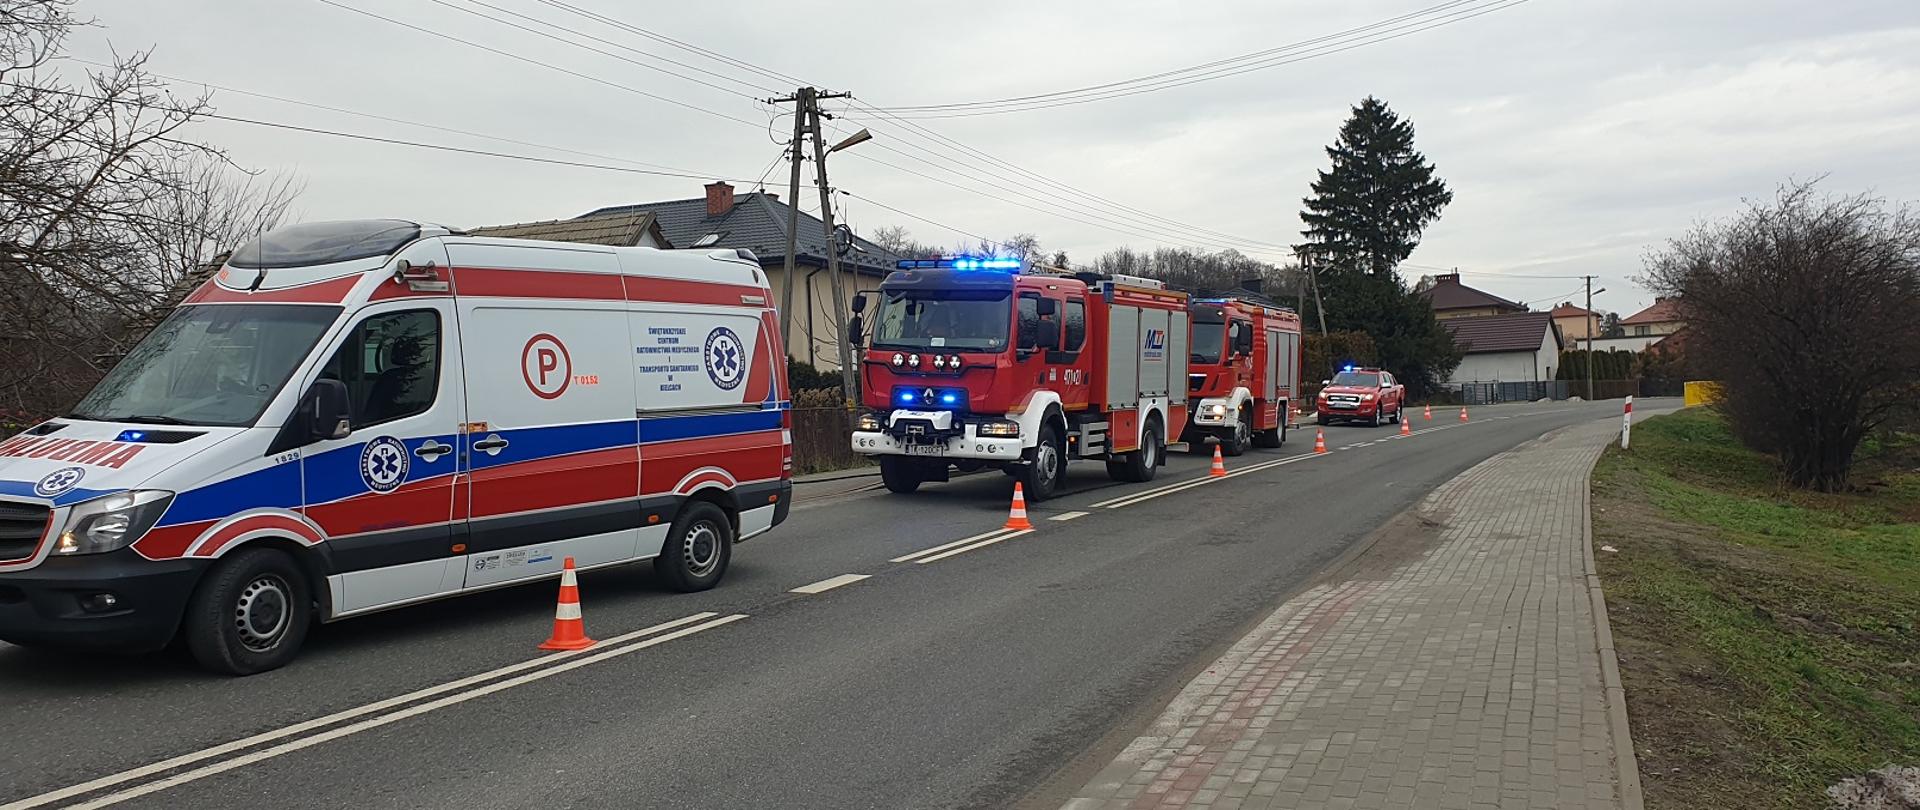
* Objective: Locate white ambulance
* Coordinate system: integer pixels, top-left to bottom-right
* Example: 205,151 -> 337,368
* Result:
0,220 -> 794,674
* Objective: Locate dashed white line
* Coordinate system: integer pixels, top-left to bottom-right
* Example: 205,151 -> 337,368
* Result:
913,529 -> 1033,563
23,613 -> 745,810
890,527 -> 1022,563
1049,511 -> 1090,522
789,573 -> 871,594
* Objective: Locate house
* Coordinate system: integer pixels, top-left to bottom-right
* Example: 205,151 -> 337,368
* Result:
583,181 -> 903,371
1440,311 -> 1563,384
469,209 -> 672,248
1548,301 -> 1598,342
1420,273 -> 1529,320
1620,297 -> 1684,337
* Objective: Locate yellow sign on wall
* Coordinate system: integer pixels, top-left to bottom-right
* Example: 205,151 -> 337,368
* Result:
1683,381 -> 1722,407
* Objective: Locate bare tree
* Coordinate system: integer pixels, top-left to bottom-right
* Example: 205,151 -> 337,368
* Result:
0,0 -> 299,419
1641,181 -> 1920,490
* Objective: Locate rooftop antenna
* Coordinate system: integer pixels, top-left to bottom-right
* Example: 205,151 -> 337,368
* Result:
245,221 -> 267,292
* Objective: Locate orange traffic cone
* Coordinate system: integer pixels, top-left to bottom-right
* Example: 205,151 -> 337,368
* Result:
538,557 -> 596,651
1209,445 -> 1227,477
1314,428 -> 1328,454
1400,417 -> 1412,437
1459,406 -> 1469,423
1004,482 -> 1034,530
1424,403 -> 1432,421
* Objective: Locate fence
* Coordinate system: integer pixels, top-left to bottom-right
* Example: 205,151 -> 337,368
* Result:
789,387 -> 865,475
1447,379 -> 1659,405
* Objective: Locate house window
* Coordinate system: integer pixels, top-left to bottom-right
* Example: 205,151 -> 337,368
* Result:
690,232 -> 726,248
1634,325 -> 1650,336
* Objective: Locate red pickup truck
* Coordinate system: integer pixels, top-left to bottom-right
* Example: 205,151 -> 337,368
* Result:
1315,367 -> 1405,427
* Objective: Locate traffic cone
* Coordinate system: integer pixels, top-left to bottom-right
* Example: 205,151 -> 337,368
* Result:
1004,482 -> 1034,530
538,557 -> 596,651
1459,406 -> 1469,423
1209,445 -> 1228,477
1424,403 -> 1432,421
1314,428 -> 1328,454
1400,417 -> 1412,437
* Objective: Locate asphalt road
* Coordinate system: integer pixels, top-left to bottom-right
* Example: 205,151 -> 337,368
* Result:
0,400 -> 1654,810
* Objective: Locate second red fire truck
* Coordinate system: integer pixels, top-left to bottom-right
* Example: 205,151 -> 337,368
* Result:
849,257 -> 1190,501
1182,296 -> 1303,455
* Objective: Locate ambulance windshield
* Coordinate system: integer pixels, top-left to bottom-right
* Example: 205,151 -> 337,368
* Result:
70,304 -> 340,427
870,291 -> 1010,352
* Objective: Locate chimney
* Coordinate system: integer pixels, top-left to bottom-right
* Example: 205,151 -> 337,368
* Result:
1437,272 -> 1461,284
1238,278 -> 1263,295
704,181 -> 735,217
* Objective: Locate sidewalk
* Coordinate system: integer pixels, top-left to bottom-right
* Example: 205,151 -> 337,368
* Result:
1062,418 -> 1642,810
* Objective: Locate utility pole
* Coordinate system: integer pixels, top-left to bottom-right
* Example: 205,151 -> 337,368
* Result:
1584,275 -> 1598,400
1299,248 -> 1333,381
768,86 -> 857,404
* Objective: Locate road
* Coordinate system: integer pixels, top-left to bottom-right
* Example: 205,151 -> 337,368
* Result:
0,400 -> 1645,810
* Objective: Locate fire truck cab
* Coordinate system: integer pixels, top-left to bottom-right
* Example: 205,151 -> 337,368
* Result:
850,258 -> 1189,501
1183,297 -> 1303,455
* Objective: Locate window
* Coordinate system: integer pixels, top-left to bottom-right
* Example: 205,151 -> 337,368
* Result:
690,231 -> 726,248
71,305 -> 340,427
1064,299 -> 1086,351
1016,293 -> 1041,348
319,310 -> 441,428
1634,325 -> 1650,336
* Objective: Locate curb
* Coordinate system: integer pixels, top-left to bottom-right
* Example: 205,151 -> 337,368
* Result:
1582,444 -> 1647,810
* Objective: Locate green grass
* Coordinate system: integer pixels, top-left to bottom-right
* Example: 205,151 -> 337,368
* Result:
1594,408 -> 1920,808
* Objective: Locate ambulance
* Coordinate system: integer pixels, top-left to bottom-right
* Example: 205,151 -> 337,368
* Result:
0,220 -> 793,674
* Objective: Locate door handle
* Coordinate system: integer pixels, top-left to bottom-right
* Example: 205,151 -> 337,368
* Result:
472,434 -> 510,455
414,440 -> 452,462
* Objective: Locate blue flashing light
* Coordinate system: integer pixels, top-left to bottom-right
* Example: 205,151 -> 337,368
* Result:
116,430 -> 147,442
939,392 -> 959,405
896,256 -> 1021,272
1343,364 -> 1355,373
899,391 -> 918,404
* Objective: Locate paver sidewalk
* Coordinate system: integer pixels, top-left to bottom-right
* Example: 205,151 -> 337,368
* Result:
1063,418 -> 1642,810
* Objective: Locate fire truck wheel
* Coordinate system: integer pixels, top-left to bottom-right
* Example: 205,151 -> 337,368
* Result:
1223,408 -> 1252,457
1021,423 -> 1066,501
655,501 -> 733,592
879,456 -> 923,494
183,546 -> 313,676
1112,421 -> 1163,483
1254,423 -> 1284,448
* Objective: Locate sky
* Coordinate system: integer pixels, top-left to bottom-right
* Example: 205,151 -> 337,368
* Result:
66,0 -> 1920,317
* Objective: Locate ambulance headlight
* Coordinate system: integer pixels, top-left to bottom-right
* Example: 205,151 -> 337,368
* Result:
54,490 -> 174,555
856,412 -> 883,431
977,420 -> 1020,438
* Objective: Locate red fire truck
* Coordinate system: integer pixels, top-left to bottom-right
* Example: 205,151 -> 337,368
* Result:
849,257 -> 1190,501
1182,297 -> 1303,455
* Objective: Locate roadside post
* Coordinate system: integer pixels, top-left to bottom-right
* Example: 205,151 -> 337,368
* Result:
1621,395 -> 1633,449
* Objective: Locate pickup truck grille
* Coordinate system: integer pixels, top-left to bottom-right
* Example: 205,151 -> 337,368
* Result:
1327,394 -> 1361,403
0,501 -> 52,562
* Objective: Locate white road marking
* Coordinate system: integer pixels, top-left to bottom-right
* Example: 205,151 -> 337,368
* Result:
789,573 -> 871,594
889,527 -> 1021,563
1096,453 -> 1321,510
1049,511 -> 1090,522
15,613 -> 739,810
914,529 -> 1033,563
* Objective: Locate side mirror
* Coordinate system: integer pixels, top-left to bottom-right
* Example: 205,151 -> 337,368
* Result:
1321,379 -> 1331,386
850,292 -> 869,314
847,313 -> 865,348
307,379 -> 353,441
1034,327 -> 1060,350
1035,298 -> 1058,317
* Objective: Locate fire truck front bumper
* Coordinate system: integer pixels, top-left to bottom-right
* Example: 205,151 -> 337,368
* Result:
1190,398 -> 1236,427
850,410 -> 1025,461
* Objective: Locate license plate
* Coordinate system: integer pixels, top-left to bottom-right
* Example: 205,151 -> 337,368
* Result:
906,444 -> 946,456
1332,403 -> 1357,409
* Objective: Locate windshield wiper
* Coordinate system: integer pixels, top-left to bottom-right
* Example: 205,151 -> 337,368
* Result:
122,414 -> 192,425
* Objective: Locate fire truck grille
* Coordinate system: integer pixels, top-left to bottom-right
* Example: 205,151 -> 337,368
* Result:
1188,375 -> 1206,392
0,501 -> 51,561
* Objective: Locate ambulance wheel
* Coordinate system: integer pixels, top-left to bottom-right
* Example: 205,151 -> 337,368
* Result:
1223,408 -> 1252,457
182,547 -> 312,676
1021,423 -> 1065,501
655,501 -> 732,592
879,457 -> 922,494
1112,421 -> 1163,483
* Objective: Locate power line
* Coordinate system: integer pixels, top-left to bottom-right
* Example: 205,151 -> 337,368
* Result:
525,0 -> 807,88
867,1 -> 1533,118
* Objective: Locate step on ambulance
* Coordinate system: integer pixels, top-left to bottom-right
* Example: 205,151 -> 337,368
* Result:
0,220 -> 793,675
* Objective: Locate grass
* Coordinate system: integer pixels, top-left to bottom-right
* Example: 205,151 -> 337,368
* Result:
1592,408 -> 1920,809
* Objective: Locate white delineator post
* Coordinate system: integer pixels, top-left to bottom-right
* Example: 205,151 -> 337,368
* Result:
1621,395 -> 1633,449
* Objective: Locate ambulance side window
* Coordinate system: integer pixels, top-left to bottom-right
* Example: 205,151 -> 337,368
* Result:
1064,299 -> 1086,351
318,310 -> 441,429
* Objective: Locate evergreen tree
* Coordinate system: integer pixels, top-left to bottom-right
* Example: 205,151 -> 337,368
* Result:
1299,96 -> 1453,276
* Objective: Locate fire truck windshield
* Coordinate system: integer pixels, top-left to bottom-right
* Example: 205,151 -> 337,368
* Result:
69,304 -> 341,427
870,291 -> 1010,352
1190,318 -> 1226,364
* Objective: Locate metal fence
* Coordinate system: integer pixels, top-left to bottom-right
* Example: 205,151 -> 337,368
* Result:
1447,379 -> 1660,405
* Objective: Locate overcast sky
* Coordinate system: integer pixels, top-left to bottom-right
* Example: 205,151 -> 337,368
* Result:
69,0 -> 1920,316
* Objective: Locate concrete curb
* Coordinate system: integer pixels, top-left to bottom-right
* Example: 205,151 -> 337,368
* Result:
1582,442 -> 1647,810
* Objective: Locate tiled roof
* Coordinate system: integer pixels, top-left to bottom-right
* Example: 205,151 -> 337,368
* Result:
1547,302 -> 1594,318
585,190 -> 902,275
1441,312 -> 1560,354
1621,297 -> 1683,325
1420,275 -> 1527,312
469,210 -> 668,248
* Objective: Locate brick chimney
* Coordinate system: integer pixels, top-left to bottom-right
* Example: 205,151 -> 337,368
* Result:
704,181 -> 735,217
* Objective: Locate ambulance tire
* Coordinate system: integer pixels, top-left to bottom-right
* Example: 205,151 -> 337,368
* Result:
1020,423 -> 1066,501
879,456 -> 923,494
654,501 -> 733,592
182,547 -> 312,676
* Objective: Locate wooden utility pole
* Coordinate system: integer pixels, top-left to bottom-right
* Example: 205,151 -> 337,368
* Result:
1584,275 -> 1597,400
806,100 -> 857,404
768,87 -> 857,403
773,88 -> 810,356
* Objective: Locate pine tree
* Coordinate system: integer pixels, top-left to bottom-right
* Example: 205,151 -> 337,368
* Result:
1299,97 -> 1453,277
